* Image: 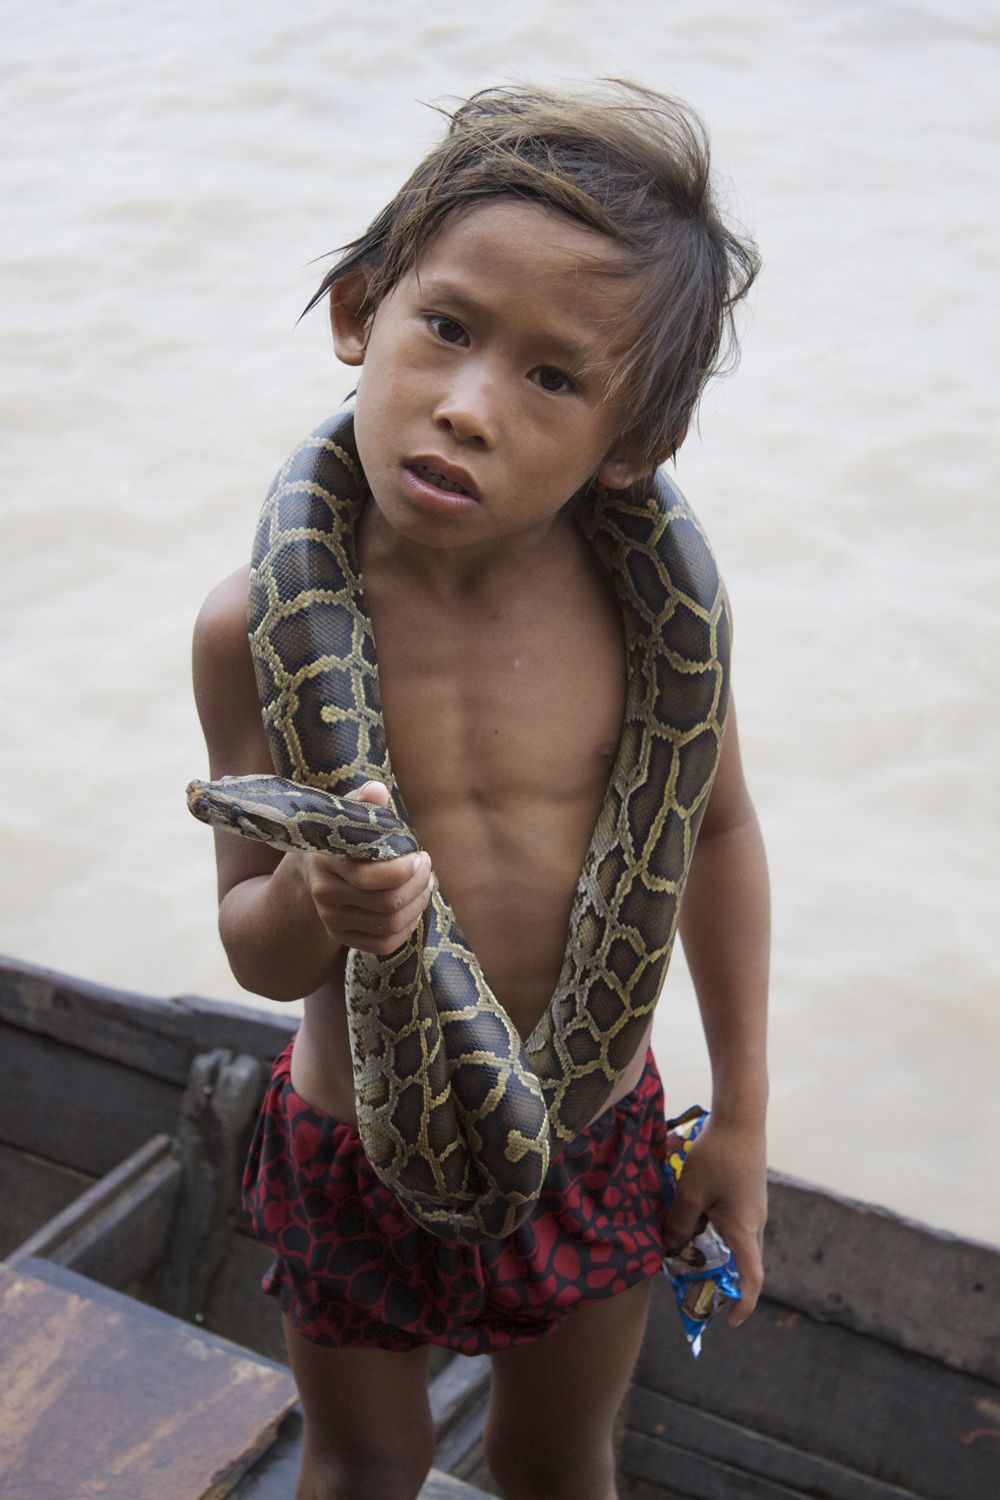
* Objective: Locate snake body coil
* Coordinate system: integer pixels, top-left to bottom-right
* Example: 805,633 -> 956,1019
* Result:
189,401 -> 730,1242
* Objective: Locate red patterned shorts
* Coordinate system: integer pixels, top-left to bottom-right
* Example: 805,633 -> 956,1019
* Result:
243,1039 -> 671,1355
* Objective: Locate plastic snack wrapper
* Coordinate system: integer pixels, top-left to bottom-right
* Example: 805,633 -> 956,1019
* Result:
662,1105 -> 741,1357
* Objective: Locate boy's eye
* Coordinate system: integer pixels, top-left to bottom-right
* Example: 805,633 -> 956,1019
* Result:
533,366 -> 575,394
427,314 -> 469,346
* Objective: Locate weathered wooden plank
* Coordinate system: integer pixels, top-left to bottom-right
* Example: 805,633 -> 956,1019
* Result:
430,1353 -> 492,1437
0,1140 -> 93,1257
154,1051 -> 267,1320
435,1405 -> 491,1487
622,1431 -> 833,1500
623,1387 -> 922,1500
634,1279 -> 1000,1500
1,1025 -> 182,1174
765,1171 -> 1000,1383
7,1134 -> 180,1289
0,1258 -> 297,1499
0,953 -> 294,1083
429,1352 -> 492,1483
201,1230 -> 288,1363
619,1474 -> 687,1500
230,1409 -> 304,1498
418,1474 -> 498,1499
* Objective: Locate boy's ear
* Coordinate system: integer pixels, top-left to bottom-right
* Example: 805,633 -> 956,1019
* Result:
597,423 -> 689,489
328,272 -> 371,366
596,453 -> 647,491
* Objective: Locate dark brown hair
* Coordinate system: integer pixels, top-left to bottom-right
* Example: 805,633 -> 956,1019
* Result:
305,80 -> 760,473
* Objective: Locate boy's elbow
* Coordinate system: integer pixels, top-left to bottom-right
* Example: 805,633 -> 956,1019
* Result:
220,933 -> 306,1004
216,899 -> 305,1004
697,793 -> 761,849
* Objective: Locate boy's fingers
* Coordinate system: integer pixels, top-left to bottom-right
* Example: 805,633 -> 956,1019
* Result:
342,879 -> 434,936
661,1193 -> 703,1253
338,877 -> 434,954
664,1188 -> 766,1322
345,779 -> 391,807
338,850 -> 431,892
726,1236 -> 764,1324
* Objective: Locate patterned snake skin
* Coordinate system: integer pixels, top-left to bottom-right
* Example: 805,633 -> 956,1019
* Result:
188,401 -> 730,1243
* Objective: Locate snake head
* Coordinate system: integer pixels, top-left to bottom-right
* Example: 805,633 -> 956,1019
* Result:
186,775 -> 419,860
185,779 -> 219,828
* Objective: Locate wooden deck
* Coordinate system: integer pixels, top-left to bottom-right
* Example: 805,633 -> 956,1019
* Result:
0,1255 -> 491,1498
0,1257 -> 296,1498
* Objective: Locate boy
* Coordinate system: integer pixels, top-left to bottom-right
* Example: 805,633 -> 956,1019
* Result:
194,82 -> 768,1500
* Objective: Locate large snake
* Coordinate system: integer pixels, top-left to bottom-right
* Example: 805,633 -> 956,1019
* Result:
188,400 -> 730,1243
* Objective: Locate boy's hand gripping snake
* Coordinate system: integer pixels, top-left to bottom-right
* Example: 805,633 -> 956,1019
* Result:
187,402 -> 730,1243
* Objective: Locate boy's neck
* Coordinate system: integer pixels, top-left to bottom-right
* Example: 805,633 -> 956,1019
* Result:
359,498 -> 574,603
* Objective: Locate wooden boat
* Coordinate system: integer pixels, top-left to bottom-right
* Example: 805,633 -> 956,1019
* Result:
1,953 -> 997,1499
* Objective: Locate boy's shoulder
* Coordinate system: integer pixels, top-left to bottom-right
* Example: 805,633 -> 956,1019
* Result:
194,567 -> 251,657
192,567 -> 260,747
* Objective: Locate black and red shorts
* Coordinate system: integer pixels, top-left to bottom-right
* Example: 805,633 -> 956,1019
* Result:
243,1039 -> 672,1355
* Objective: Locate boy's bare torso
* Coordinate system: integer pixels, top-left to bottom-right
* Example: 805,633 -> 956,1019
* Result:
290,503 -> 653,1124
197,190 -> 767,1371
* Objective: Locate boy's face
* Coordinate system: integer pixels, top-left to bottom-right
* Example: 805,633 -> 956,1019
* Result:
331,199 -> 645,554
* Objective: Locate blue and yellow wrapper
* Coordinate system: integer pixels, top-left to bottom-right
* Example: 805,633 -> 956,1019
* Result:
662,1105 -> 741,1357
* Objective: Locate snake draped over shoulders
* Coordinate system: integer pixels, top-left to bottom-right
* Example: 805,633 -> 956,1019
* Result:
188,399 -> 731,1243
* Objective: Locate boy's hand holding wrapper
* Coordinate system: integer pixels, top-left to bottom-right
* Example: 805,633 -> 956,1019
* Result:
662,1107 -> 742,1356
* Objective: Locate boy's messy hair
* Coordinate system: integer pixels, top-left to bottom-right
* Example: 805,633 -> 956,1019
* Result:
305,80 -> 759,475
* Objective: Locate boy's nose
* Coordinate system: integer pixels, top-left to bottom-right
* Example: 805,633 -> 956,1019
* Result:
432,370 -> 498,448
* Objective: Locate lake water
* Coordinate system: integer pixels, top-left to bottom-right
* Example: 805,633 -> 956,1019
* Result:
3,0 -> 998,1242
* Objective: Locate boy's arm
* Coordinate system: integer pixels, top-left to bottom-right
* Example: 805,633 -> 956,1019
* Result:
192,569 -> 433,1001
665,700 -> 770,1325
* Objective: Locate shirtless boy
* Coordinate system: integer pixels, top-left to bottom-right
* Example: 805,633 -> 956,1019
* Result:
194,82 -> 769,1500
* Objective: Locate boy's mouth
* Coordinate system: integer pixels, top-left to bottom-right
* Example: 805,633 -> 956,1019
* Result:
407,459 -> 478,500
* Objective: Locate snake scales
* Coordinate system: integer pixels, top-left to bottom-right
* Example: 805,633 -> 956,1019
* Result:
188,400 -> 731,1243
